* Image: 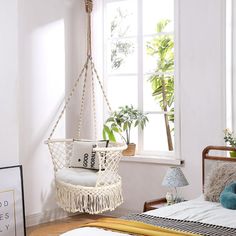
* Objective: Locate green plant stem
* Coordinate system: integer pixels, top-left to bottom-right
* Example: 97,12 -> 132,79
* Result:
161,77 -> 173,151
119,133 -> 127,143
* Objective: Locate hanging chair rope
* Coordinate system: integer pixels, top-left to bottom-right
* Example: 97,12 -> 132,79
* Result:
48,59 -> 89,140
91,62 -> 97,139
76,62 -> 89,139
87,16 -> 92,56
85,0 -> 92,57
85,0 -> 93,13
47,0 -> 112,141
48,57 -> 112,141
91,60 -> 113,113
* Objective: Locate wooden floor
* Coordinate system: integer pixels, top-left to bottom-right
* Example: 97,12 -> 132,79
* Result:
27,214 -> 106,236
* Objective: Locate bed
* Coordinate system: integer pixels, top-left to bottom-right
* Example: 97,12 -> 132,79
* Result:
61,146 -> 236,236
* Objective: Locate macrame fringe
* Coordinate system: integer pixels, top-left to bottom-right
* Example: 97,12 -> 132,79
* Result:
56,180 -> 123,214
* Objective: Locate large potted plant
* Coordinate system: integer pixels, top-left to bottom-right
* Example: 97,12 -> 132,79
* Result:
103,105 -> 149,156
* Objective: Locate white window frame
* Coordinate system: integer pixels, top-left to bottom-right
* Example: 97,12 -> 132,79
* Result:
102,0 -> 181,160
225,0 -> 232,130
226,0 -> 236,132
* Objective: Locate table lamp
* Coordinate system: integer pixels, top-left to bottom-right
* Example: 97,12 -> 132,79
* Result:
162,167 -> 189,205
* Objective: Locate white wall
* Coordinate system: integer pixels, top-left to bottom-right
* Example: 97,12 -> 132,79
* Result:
17,0 -> 96,225
0,0 -> 19,166
18,0 -> 67,221
179,0 -> 225,200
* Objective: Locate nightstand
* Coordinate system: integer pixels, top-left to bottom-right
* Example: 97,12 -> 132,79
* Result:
143,197 -> 167,212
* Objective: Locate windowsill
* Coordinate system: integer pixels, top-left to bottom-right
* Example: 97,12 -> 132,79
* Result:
121,155 -> 183,165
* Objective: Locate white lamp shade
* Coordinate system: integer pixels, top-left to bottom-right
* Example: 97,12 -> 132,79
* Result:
162,167 -> 189,187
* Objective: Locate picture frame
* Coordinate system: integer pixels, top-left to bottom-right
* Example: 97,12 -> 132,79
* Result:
0,165 -> 26,236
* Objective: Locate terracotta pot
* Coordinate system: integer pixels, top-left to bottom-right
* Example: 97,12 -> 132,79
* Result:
122,143 -> 136,156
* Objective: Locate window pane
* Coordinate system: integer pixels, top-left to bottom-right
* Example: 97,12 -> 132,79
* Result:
143,75 -> 162,111
143,74 -> 174,112
143,31 -> 174,113
111,128 -> 138,147
143,114 -> 174,152
143,0 -> 174,35
107,38 -> 137,74
104,0 -> 176,155
143,36 -> 159,74
107,76 -> 137,110
106,0 -> 137,38
144,34 -> 174,74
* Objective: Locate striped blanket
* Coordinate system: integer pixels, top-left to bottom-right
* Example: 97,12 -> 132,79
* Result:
123,213 -> 236,236
82,214 -> 236,236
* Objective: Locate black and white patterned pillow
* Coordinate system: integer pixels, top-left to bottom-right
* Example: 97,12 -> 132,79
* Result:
70,140 -> 109,170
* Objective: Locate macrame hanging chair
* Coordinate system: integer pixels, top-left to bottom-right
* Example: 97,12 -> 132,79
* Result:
45,0 -> 127,214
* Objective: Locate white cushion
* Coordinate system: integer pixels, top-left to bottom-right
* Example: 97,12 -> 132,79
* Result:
55,168 -> 98,187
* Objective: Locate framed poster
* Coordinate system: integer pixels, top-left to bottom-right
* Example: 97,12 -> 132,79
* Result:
0,165 -> 26,236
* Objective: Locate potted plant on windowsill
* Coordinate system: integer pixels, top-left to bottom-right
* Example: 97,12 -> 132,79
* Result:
224,129 -> 236,157
103,105 -> 149,156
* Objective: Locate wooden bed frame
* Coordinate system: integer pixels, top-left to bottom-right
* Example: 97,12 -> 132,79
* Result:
202,145 -> 236,191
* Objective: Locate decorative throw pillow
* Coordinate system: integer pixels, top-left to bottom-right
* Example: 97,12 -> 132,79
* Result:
220,182 -> 236,209
70,140 -> 109,170
204,162 -> 236,202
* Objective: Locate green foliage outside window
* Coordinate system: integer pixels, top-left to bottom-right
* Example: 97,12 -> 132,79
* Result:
224,129 -> 236,147
110,8 -> 134,69
146,19 -> 174,151
108,8 -> 175,151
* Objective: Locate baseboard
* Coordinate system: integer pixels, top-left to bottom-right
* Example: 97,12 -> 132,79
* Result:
26,207 -> 138,227
26,208 -> 71,227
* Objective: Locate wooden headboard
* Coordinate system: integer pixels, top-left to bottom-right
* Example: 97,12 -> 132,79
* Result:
202,146 -> 236,191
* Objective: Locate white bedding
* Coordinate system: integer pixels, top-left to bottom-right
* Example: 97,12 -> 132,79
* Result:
62,196 -> 236,236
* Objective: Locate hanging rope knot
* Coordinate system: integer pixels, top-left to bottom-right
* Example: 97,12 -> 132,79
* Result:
85,0 -> 93,13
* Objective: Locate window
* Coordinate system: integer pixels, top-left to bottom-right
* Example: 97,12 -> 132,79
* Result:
103,0 -> 177,156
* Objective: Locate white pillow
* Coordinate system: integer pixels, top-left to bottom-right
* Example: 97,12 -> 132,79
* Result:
70,140 -> 108,170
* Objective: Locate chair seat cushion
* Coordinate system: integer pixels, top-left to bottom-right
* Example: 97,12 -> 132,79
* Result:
55,168 -> 98,187
220,182 -> 236,209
